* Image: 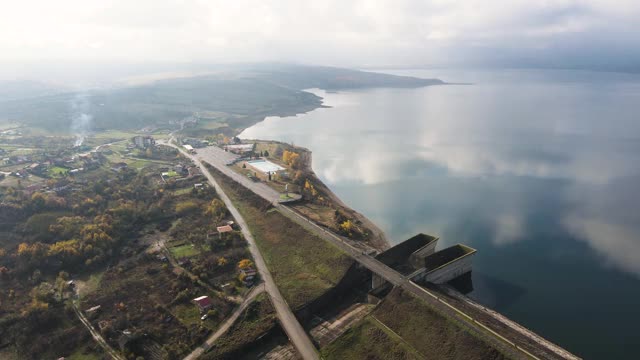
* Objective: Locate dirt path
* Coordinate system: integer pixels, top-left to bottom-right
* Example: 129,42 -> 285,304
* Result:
183,284 -> 266,360
310,303 -> 374,347
72,294 -> 126,360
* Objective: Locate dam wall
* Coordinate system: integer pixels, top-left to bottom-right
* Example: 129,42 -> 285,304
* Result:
374,234 -> 477,288
375,233 -> 439,275
409,237 -> 439,269
410,244 -> 477,284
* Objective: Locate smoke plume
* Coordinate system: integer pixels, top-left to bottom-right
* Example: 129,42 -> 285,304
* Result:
70,93 -> 92,146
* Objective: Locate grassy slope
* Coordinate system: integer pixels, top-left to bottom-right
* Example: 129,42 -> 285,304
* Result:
372,288 -> 509,360
322,288 -> 509,360
321,317 -> 422,360
208,164 -> 353,309
203,293 -> 277,359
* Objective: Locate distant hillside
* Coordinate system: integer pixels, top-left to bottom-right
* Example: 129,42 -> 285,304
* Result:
0,80 -> 67,101
0,64 -> 444,132
248,63 -> 444,89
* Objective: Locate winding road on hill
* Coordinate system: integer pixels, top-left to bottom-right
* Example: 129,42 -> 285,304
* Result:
160,139 -> 319,360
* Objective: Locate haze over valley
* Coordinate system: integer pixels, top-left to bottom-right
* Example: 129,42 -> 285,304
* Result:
2,1 -> 640,360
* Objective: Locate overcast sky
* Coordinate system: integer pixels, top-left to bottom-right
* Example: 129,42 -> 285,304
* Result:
2,0 -> 640,74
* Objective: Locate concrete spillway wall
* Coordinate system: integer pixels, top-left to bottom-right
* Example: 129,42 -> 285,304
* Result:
375,233 -> 439,275
410,244 -> 477,284
372,234 -> 476,288
409,237 -> 439,269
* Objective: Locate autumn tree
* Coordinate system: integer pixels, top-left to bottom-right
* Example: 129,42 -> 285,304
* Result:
237,259 -> 254,269
29,192 -> 46,213
17,242 -> 49,261
44,194 -> 67,209
49,216 -> 86,239
206,198 -> 227,221
48,239 -> 82,265
290,153 -> 302,169
175,200 -> 199,215
304,180 -> 318,199
282,150 -> 291,164
340,220 -> 355,237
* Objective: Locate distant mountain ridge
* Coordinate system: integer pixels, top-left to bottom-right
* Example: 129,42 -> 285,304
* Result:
247,64 -> 444,90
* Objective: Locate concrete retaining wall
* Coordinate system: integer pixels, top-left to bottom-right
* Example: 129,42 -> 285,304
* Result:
409,238 -> 439,269
375,233 -> 439,275
411,254 -> 475,284
371,272 -> 388,289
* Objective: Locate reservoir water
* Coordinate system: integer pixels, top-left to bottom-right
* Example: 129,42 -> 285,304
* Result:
239,69 -> 640,359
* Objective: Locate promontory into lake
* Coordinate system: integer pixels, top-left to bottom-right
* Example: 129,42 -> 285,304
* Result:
2,2 -> 640,359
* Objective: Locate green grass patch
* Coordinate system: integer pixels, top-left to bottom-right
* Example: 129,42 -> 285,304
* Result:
199,120 -> 228,130
171,303 -> 204,327
48,166 -> 69,177
78,271 -> 105,298
321,317 -> 422,360
65,346 -> 103,360
372,288 -> 509,360
208,164 -> 353,309
171,187 -> 193,196
203,293 -> 277,359
170,243 -> 199,258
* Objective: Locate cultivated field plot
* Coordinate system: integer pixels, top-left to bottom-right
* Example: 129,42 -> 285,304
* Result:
81,257 -> 234,358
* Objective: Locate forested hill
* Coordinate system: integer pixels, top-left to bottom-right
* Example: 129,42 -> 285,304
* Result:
247,63 -> 444,90
0,64 -> 443,132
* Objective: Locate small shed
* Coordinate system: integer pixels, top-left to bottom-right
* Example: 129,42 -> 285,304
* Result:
193,296 -> 213,313
240,268 -> 257,285
216,225 -> 233,238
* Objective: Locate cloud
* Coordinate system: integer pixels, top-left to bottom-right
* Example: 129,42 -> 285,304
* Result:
564,215 -> 640,277
493,214 -> 525,245
2,1 -> 640,70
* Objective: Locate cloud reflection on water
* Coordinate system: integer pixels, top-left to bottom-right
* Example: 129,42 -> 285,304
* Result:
241,82 -> 640,277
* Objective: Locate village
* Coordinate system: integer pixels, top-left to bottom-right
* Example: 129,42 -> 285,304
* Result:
0,130 -> 269,359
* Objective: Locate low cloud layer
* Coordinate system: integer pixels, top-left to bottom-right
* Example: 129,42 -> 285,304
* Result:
2,1 -> 640,71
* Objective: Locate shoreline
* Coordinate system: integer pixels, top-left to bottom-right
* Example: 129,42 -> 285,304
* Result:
194,141 -> 578,359
239,138 -> 392,252
228,97 -> 579,359
301,149 -> 391,251
237,88 -> 392,251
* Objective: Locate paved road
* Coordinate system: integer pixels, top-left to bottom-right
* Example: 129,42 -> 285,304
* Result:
184,284 -> 265,360
197,146 -> 282,202
160,141 -> 319,360
189,145 -> 570,360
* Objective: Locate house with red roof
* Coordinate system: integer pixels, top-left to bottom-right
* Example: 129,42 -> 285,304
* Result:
192,295 -> 213,313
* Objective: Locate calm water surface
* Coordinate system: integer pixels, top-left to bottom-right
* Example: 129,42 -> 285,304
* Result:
240,69 -> 640,359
